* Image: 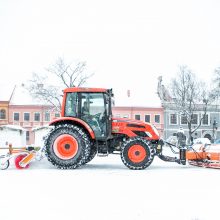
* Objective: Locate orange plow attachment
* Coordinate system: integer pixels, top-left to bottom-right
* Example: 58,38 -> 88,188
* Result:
186,144 -> 220,169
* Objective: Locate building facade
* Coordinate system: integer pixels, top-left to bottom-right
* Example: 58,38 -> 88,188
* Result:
8,104 -> 60,145
0,85 -> 14,126
157,76 -> 220,141
163,103 -> 220,141
0,85 -> 60,145
0,101 -> 9,125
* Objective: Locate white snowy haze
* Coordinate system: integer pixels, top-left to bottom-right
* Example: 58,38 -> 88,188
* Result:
1,0 -> 220,106
1,2 -> 220,220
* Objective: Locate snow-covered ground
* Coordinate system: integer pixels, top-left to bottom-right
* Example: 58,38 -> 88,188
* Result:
0,154 -> 219,220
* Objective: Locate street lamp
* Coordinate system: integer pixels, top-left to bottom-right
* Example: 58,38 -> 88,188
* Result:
212,118 -> 218,142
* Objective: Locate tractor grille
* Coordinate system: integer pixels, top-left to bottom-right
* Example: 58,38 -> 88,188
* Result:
133,131 -> 149,137
127,124 -> 145,128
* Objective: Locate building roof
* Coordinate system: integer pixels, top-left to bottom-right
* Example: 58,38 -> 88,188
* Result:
0,84 -> 15,102
10,84 -> 44,105
0,124 -> 26,131
32,125 -> 52,131
113,106 -> 163,111
113,87 -> 162,107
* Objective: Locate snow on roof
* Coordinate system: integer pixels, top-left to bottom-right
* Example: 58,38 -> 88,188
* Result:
32,125 -> 53,131
9,84 -> 44,105
113,88 -> 162,107
0,84 -> 15,101
0,124 -> 26,131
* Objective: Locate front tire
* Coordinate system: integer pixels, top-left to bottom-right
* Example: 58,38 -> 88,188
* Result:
121,137 -> 154,170
44,124 -> 91,169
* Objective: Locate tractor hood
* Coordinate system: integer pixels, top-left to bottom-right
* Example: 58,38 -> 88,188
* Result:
112,117 -> 160,140
112,117 -> 147,127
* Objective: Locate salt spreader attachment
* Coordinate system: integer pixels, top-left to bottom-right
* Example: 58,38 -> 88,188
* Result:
0,144 -> 43,170
186,143 -> 220,169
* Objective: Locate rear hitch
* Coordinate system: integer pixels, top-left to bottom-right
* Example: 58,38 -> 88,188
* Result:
179,147 -> 186,165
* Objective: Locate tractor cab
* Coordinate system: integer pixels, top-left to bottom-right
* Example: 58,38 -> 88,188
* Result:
63,88 -> 113,140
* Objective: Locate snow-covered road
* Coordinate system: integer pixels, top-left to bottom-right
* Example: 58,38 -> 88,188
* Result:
0,155 -> 219,220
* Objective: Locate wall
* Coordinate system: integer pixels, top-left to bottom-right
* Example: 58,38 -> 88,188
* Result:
0,125 -> 26,147
163,103 -> 220,141
0,101 -> 9,125
8,105 -> 60,145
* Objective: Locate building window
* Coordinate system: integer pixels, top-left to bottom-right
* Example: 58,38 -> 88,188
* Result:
135,115 -> 141,120
123,114 -> 129,118
145,115 -> 150,123
0,109 -> 6,119
24,113 -> 30,121
34,112 -> 40,121
14,112 -> 20,121
181,115 -> 187,125
55,112 -> 60,118
154,115 -> 160,123
26,131 -> 30,142
202,114 -> 209,125
45,112 -> 50,121
170,113 -> 177,125
192,114 -> 198,125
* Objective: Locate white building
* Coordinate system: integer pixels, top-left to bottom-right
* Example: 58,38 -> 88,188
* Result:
0,125 -> 26,148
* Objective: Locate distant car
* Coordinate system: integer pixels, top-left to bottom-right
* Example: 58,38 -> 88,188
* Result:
193,138 -> 211,145
214,139 -> 220,144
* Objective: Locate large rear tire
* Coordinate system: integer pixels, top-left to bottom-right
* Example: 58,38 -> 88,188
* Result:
44,124 -> 91,169
82,144 -> 97,164
121,137 -> 154,170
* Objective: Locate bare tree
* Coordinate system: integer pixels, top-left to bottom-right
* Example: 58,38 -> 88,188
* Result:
170,66 -> 212,144
211,67 -> 220,101
26,57 -> 93,111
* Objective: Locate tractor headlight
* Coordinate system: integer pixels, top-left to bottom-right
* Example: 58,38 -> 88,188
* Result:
145,131 -> 152,138
152,125 -> 160,137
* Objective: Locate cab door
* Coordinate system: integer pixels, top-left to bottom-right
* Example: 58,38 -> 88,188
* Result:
80,92 -> 108,139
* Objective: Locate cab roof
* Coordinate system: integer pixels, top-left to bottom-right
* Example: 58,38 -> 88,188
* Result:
63,87 -> 109,93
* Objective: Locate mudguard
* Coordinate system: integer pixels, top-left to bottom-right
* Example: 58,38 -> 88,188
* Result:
49,117 -> 95,139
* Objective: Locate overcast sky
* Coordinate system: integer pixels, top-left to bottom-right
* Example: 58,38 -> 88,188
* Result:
0,0 -> 220,106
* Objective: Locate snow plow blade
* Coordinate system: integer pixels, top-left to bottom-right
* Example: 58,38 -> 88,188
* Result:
186,144 -> 220,169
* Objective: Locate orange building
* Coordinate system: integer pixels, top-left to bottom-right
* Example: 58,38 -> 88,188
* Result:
8,85 -> 60,145
0,101 -> 9,125
0,85 -> 14,125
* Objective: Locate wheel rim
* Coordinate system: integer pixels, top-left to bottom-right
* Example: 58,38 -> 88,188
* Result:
0,156 -> 9,170
128,145 -> 147,163
53,134 -> 78,160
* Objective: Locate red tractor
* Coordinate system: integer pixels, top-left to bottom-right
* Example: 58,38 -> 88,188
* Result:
44,87 -> 220,169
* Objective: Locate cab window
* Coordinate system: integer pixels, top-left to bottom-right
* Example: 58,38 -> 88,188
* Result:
65,93 -> 78,117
